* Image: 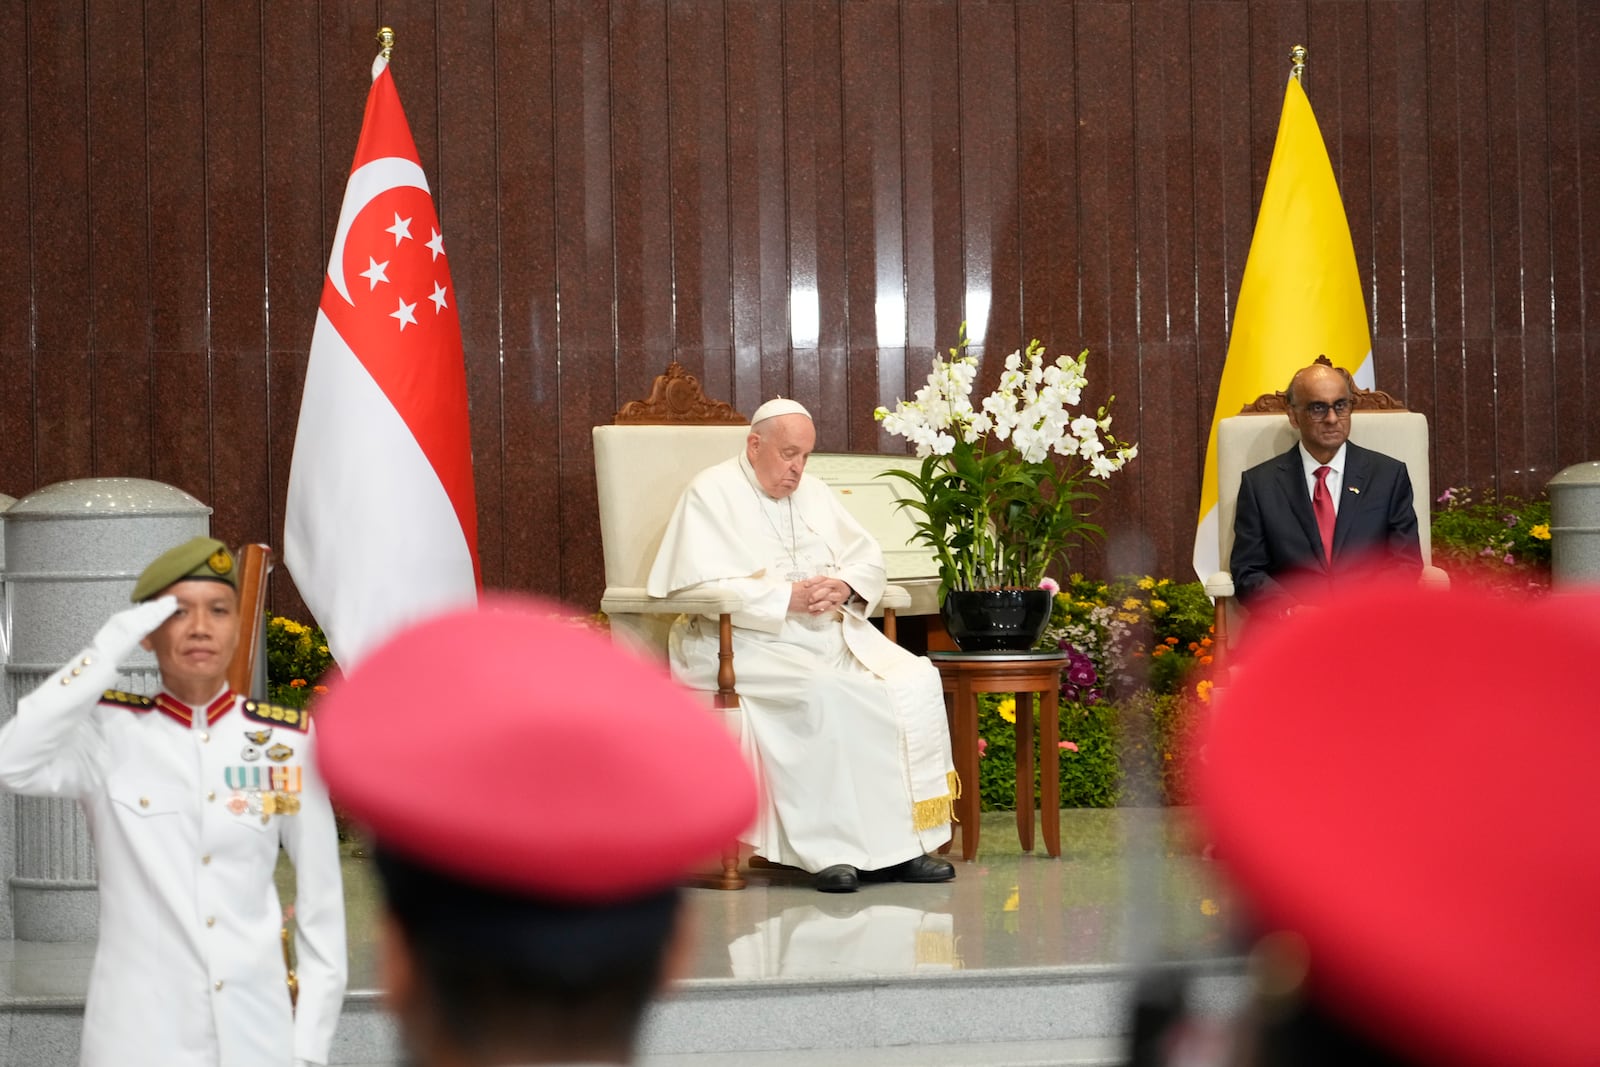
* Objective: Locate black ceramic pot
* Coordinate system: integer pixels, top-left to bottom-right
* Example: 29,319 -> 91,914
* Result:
940,588 -> 1054,652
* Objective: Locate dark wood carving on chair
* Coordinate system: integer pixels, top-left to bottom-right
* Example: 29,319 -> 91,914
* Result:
614,362 -> 748,425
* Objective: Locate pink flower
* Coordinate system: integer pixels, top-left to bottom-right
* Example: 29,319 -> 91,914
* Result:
978,737 -> 988,758
1059,740 -> 1079,752
1039,577 -> 1060,595
1503,553 -> 1516,565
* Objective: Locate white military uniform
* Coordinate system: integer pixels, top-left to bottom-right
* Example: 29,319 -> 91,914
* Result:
647,453 -> 956,873
0,648 -> 347,1067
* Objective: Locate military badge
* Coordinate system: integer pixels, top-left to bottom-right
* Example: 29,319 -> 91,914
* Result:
266,743 -> 294,763
269,766 -> 302,793
273,792 -> 302,815
227,792 -> 249,816
225,766 -> 265,790
261,793 -> 277,816
244,728 -> 272,746
207,548 -> 233,576
241,746 -> 261,762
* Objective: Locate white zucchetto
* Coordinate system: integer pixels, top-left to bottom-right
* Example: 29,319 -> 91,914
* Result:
750,398 -> 812,425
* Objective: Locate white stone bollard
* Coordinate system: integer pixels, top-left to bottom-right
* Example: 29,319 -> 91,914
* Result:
1548,461 -> 1600,592
1,479 -> 211,941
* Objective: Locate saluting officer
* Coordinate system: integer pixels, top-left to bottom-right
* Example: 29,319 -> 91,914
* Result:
0,537 -> 347,1067
314,596 -> 758,1067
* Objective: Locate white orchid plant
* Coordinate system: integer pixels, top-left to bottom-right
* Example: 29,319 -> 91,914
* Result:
874,325 -> 1138,593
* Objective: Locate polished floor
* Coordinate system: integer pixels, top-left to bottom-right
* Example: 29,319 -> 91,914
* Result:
0,808 -> 1240,1004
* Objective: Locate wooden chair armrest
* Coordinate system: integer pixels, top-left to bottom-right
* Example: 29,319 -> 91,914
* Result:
599,587 -> 743,616
877,584 -> 912,612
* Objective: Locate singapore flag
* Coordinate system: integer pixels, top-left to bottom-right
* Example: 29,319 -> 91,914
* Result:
285,52 -> 479,668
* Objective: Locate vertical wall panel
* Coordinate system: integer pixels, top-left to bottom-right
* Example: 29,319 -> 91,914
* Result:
839,0 -> 903,451
5,0 -> 1597,614
1073,3 -> 1140,576
0,0 -> 34,494
85,1 -> 152,479
29,3 -> 93,485
666,0 -> 732,399
1129,0 -> 1199,576
495,1 -> 561,598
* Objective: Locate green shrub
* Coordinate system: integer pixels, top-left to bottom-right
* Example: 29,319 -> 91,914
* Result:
1431,487 -> 1551,591
976,693 -> 1121,811
263,615 -> 335,708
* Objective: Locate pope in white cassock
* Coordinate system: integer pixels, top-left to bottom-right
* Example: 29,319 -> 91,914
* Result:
647,399 -> 959,893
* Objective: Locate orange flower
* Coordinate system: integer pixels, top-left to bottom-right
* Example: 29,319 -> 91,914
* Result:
1164,636 -> 1179,646
312,685 -> 329,694
1200,655 -> 1213,665
1188,641 -> 1200,652
289,678 -> 307,689
1201,637 -> 1213,648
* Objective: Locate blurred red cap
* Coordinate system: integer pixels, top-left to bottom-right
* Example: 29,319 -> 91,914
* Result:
315,594 -> 757,903
1196,583 -> 1600,1066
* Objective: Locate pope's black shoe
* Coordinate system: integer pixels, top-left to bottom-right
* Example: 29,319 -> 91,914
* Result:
814,864 -> 860,893
863,854 -> 957,883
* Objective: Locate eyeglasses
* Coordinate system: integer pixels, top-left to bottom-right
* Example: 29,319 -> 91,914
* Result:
1298,399 -> 1352,420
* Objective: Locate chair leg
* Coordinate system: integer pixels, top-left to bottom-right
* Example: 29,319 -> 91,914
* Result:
1212,598 -> 1229,676
715,845 -> 746,890
883,607 -> 897,643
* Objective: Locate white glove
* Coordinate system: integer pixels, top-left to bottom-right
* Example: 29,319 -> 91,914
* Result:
90,596 -> 178,663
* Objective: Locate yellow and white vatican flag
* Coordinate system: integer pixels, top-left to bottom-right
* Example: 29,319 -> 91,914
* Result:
285,45 -> 480,667
1192,73 -> 1372,582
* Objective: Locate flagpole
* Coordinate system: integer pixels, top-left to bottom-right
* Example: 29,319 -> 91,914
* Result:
377,25 -> 395,62
1290,44 -> 1306,83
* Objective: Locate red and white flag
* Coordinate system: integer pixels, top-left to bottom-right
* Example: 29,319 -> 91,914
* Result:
285,52 -> 479,667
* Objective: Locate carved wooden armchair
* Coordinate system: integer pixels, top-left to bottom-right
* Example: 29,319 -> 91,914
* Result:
1203,365 -> 1449,662
593,363 -> 911,889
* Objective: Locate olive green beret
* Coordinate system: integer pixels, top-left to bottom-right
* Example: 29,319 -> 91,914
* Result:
130,537 -> 239,602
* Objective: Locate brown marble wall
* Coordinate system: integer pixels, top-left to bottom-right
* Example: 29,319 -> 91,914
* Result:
2,0 -> 1595,619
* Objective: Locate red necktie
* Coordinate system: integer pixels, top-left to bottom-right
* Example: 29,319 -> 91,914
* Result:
1313,465 -> 1336,564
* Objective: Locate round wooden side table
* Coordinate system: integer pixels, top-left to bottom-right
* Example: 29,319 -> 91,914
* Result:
928,649 -> 1070,861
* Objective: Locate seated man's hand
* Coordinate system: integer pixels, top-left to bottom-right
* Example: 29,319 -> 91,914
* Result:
788,577 -> 825,614
804,577 -> 853,616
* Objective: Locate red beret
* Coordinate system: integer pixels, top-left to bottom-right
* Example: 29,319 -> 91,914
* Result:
315,595 -> 757,904
1196,584 -> 1600,1066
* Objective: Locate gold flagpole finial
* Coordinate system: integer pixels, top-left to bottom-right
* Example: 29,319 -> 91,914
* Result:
1290,45 -> 1307,83
377,26 -> 396,62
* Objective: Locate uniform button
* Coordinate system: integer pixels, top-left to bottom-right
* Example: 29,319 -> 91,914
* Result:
70,667 -> 82,677
199,731 -> 210,743
201,854 -> 212,865
139,797 -> 150,808
60,676 -> 72,686
207,791 -> 216,802
81,655 -> 93,666
214,980 -> 224,991
206,916 -> 216,927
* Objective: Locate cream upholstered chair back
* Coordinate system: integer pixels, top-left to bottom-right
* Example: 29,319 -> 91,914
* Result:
593,421 -> 751,657
594,423 -> 752,590
1213,410 -> 1436,578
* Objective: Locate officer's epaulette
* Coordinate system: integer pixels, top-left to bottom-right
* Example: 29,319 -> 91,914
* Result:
241,699 -> 311,733
99,690 -> 154,712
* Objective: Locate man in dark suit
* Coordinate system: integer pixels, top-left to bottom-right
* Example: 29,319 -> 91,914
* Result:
1230,362 -> 1423,617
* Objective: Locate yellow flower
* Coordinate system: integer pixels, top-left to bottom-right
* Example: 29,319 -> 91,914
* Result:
1149,599 -> 1168,613
1136,576 -> 1155,591
1531,523 -> 1551,541
1002,888 -> 1020,912
319,645 -> 329,655
996,698 -> 1016,724
1200,898 -> 1219,916
1117,612 -> 1140,624
1122,597 -> 1141,610
1196,679 -> 1214,704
